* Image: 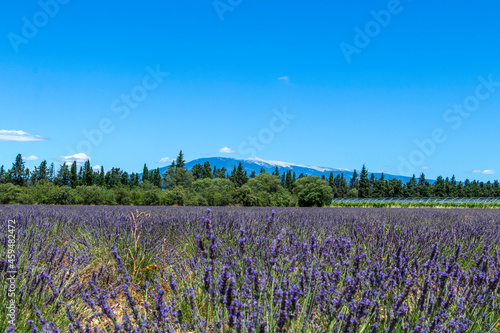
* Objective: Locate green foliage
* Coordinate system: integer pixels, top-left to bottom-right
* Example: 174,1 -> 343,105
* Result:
0,183 -> 23,204
235,185 -> 263,206
191,178 -> 235,206
293,176 -> 333,207
272,187 -> 295,207
163,187 -> 186,206
55,186 -> 75,205
114,187 -> 132,205
9,154 -> 26,186
142,189 -> 161,206
30,180 -> 58,204
358,164 -> 370,198
2,152 -> 500,207
229,162 -> 248,187
76,185 -> 116,205
347,188 -> 359,198
246,173 -> 280,193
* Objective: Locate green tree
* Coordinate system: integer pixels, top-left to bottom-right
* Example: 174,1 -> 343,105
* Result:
176,150 -> 186,169
9,154 -> 26,186
55,163 -> 71,186
285,170 -> 294,191
347,188 -> 358,198
405,174 -> 418,197
235,185 -> 263,206
229,162 -> 248,187
191,163 -> 204,180
293,176 -> 333,207
99,166 -> 105,186
372,173 -> 386,198
349,169 -> 358,190
55,186 -> 75,205
0,183 -> 23,204
358,165 -> 370,198
172,150 -> 191,188
246,173 -> 281,194
83,160 -> 93,186
70,162 -> 78,188
142,164 -> 149,183
213,166 -> 227,179
151,168 -> 161,187
333,174 -> 348,198
163,151 -> 193,189
417,173 -> 431,197
191,178 -> 235,206
386,178 -> 403,197
0,165 -> 6,183
433,176 -> 446,197
202,161 -> 213,179
31,160 -> 49,184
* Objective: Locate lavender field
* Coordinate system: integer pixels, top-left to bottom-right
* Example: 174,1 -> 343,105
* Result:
1,206 -> 500,332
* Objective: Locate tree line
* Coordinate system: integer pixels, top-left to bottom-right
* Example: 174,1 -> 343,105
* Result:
0,151 -> 499,207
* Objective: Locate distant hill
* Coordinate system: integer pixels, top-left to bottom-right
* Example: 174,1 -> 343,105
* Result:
155,157 -> 416,183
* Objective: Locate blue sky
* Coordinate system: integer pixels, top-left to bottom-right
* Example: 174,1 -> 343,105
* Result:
1,0 -> 499,181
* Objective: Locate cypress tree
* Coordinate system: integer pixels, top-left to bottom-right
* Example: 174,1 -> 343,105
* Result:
142,164 -> 149,183
99,166 -> 105,186
349,169 -> 358,190
202,161 -> 213,179
358,165 -> 370,198
0,165 -> 5,183
10,154 -> 26,186
70,161 -> 78,188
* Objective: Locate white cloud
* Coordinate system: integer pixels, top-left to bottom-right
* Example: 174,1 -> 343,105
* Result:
92,165 -> 101,171
421,166 -> 430,170
0,130 -> 48,142
58,153 -> 91,164
218,147 -> 235,154
23,155 -> 39,161
277,76 -> 290,83
158,157 -> 172,164
473,169 -> 496,175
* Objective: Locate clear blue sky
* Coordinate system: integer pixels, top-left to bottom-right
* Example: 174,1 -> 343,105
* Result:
1,0 -> 499,181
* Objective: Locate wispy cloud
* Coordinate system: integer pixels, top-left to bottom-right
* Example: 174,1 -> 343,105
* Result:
218,147 -> 235,154
473,169 -> 496,175
277,76 -> 290,83
0,130 -> 47,142
23,155 -> 39,161
421,166 -> 430,170
158,157 -> 173,164
58,153 -> 91,164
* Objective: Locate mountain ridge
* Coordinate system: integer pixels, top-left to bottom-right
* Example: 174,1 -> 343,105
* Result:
154,157 -> 417,183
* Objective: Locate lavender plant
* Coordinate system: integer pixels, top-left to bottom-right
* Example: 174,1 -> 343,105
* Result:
0,205 -> 499,332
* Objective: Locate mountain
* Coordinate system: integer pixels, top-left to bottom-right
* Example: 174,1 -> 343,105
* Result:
155,157 -> 416,183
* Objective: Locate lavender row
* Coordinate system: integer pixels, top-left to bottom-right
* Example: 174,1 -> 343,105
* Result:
1,205 -> 499,332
